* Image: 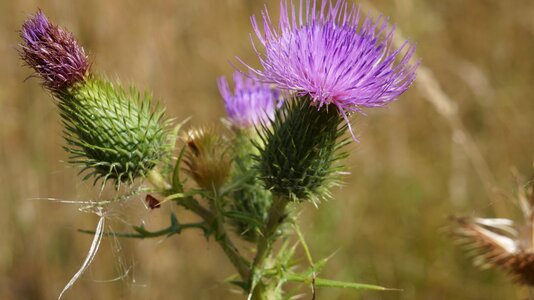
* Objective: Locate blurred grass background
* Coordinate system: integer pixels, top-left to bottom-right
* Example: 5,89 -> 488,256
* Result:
1,0 -> 534,299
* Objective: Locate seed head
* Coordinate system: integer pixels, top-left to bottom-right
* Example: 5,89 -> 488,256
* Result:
453,183 -> 534,285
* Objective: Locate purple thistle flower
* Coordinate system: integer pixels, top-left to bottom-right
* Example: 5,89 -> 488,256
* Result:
19,10 -> 89,92
218,71 -> 279,129
243,0 -> 418,139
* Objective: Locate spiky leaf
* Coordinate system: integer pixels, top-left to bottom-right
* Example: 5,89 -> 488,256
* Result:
227,131 -> 272,241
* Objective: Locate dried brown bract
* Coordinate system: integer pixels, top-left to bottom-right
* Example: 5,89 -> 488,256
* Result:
452,182 -> 534,285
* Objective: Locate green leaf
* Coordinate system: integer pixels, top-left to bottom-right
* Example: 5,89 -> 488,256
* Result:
170,212 -> 179,227
80,214 -> 206,239
285,273 -> 394,291
301,250 -> 339,277
172,145 -> 186,193
276,240 -> 299,268
163,192 -> 185,202
227,280 -> 250,292
168,117 -> 190,152
223,210 -> 263,227
220,170 -> 255,195
167,189 -> 206,203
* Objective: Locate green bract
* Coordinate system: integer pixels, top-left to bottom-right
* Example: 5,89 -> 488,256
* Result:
228,131 -> 272,242
255,98 -> 349,203
57,77 -> 168,185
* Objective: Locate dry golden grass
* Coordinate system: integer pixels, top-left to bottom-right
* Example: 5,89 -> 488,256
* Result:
1,0 -> 534,299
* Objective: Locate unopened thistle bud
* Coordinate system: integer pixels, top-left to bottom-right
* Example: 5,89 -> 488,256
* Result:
19,11 -> 168,185
183,127 -> 231,191
58,79 -> 168,184
256,99 -> 348,203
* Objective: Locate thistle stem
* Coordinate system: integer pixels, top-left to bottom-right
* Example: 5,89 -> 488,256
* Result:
78,222 -> 207,239
210,192 -> 251,280
178,196 -> 213,221
147,169 -> 251,282
250,195 -> 290,296
181,195 -> 250,281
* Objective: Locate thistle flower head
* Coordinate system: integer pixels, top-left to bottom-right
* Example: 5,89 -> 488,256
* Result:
244,0 -> 418,138
182,127 -> 232,191
218,71 -> 278,129
19,10 -> 89,92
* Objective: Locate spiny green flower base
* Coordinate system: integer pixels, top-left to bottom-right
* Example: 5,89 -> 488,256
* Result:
57,77 -> 168,186
255,97 -> 348,203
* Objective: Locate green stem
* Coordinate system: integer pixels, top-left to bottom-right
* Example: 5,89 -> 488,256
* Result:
78,222 -> 207,239
178,196 -> 213,221
147,169 -> 251,283
209,192 -> 251,281
250,195 -> 290,297
253,196 -> 289,268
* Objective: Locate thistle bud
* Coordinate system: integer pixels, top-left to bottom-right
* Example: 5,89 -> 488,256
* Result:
256,98 -> 348,203
19,11 -> 168,186
19,10 -> 89,92
59,79 -> 169,185
182,127 -> 231,191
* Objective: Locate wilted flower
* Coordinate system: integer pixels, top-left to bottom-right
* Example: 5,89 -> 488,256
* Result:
453,183 -> 534,285
19,10 -> 89,92
243,0 -> 418,138
218,71 -> 278,129
183,127 -> 231,191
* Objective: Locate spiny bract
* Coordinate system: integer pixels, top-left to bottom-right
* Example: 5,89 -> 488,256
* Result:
255,98 -> 348,203
58,78 -> 169,185
228,132 -> 272,242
